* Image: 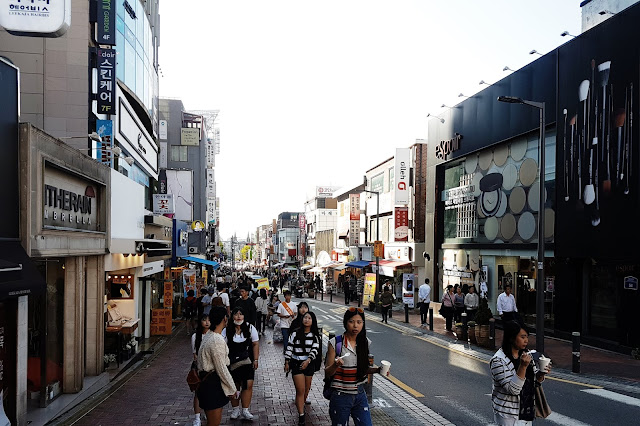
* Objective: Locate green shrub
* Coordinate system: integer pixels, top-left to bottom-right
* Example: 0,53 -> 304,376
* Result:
475,298 -> 493,325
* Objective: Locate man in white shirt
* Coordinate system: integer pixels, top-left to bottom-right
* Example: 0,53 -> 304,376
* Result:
418,278 -> 431,326
201,287 -> 214,316
276,290 -> 297,354
496,284 -> 517,322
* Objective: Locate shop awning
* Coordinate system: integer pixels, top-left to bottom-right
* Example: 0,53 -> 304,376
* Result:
181,256 -> 220,269
329,263 -> 347,270
370,259 -> 413,277
300,265 -> 313,270
284,266 -> 298,271
345,260 -> 370,269
0,241 -> 46,298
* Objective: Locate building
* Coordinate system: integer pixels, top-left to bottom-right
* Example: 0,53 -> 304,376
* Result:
303,187 -> 339,266
275,212 -> 302,268
425,0 -> 640,351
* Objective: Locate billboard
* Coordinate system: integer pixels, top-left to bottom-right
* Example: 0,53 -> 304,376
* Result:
0,0 -> 71,37
316,186 -> 340,198
395,148 -> 411,205
166,170 -> 193,221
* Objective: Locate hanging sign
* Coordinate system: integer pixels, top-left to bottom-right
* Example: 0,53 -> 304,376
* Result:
624,276 -> 638,290
97,48 -> 116,114
394,207 -> 409,241
96,0 -> 116,45
153,194 -> 175,215
0,0 -> 71,37
96,119 -> 114,166
394,148 -> 410,205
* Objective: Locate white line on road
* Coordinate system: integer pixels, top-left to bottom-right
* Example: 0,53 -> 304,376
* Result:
313,307 -> 328,314
546,412 -> 592,426
435,395 -> 496,425
581,388 -> 640,408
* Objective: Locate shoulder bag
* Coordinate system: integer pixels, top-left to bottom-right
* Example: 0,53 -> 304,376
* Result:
322,335 -> 343,400
186,361 -> 212,392
534,382 -> 552,418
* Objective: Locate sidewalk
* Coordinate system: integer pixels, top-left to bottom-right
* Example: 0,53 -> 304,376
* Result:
310,291 -> 640,385
66,323 -> 451,426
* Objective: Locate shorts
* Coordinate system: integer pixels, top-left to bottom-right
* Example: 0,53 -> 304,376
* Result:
196,371 -> 229,410
230,363 -> 255,389
289,359 -> 315,377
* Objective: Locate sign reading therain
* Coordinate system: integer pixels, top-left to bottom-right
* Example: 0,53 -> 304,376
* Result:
0,0 -> 71,37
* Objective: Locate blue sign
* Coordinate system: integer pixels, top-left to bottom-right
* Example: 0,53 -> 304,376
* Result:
96,119 -> 114,167
624,276 -> 638,291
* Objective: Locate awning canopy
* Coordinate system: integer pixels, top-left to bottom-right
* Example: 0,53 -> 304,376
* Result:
345,260 -> 370,269
309,266 -> 324,273
370,259 -> 413,277
181,256 -> 220,269
0,241 -> 46,298
284,266 -> 298,271
329,263 -> 347,271
300,265 -> 313,270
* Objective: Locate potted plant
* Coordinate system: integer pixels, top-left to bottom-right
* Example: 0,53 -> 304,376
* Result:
103,353 -> 117,369
474,298 -> 494,348
454,322 -> 466,341
467,321 -> 477,344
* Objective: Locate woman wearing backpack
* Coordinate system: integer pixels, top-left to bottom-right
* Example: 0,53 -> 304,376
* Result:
324,307 -> 386,426
284,311 -> 321,425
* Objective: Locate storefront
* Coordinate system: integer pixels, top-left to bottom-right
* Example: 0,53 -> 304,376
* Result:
426,4 -> 640,351
18,124 -> 109,419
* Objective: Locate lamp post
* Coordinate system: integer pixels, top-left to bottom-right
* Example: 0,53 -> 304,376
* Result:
362,178 -> 380,312
497,95 -> 546,353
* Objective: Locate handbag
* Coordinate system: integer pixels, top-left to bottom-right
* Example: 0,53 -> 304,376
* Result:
322,335 -> 343,400
186,361 -> 201,392
534,383 -> 552,418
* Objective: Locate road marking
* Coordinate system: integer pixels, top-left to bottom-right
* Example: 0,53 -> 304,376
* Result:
313,307 -> 328,314
372,398 -> 392,408
386,374 -> 424,398
546,412 -> 591,426
435,395 -> 496,425
581,388 -> 640,407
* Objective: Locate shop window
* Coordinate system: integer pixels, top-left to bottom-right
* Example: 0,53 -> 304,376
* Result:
371,173 -> 384,194
389,167 -> 394,190
107,274 -> 134,300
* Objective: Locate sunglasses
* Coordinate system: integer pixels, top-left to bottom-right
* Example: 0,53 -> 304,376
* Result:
347,307 -> 364,313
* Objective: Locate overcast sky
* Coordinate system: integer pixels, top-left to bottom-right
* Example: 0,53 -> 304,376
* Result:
159,0 -> 582,240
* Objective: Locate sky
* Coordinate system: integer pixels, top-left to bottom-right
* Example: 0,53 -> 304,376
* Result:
159,0 -> 582,240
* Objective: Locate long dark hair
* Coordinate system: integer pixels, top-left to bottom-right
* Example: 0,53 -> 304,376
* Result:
293,311 -> 320,346
194,313 -> 210,355
502,320 -> 527,358
290,301 -> 309,331
226,306 -> 251,339
342,309 -> 369,381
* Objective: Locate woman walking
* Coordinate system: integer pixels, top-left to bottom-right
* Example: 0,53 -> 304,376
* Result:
379,286 -> 393,323
222,307 -> 260,420
196,307 -> 237,426
284,311 -> 321,425
191,314 -> 213,426
289,301 -> 309,332
324,307 -> 385,426
441,285 -> 455,331
255,288 -> 269,335
490,321 -> 551,425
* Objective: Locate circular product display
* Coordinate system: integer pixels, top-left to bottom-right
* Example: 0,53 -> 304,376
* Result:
519,158 -> 538,187
472,172 -> 483,197
484,216 -> 499,241
545,208 -> 555,239
469,250 -> 480,272
496,190 -> 507,217
509,186 -> 526,214
478,150 -> 493,171
510,137 -> 527,161
518,211 -> 536,240
465,155 -> 478,174
456,249 -> 467,269
502,164 -> 518,191
527,182 -> 547,212
500,213 -> 516,240
493,144 -> 509,167
477,197 -> 486,218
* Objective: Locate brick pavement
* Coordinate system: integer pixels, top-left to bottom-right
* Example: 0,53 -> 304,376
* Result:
71,323 -> 449,426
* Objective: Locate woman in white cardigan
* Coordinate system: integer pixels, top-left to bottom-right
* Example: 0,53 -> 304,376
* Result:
490,321 -> 551,425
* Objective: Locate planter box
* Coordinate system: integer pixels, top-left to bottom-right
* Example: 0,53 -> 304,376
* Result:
468,326 -> 477,344
476,324 -> 491,347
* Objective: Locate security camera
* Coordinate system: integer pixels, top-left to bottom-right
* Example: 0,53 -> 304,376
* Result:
423,252 -> 431,261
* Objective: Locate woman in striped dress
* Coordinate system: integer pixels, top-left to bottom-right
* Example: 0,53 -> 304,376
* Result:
284,311 -> 321,425
490,321 -> 551,425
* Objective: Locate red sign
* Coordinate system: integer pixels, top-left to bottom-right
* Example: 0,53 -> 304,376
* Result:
394,207 -> 409,241
163,282 -> 173,308
151,309 -> 172,335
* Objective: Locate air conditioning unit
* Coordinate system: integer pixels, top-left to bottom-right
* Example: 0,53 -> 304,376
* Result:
188,247 -> 198,254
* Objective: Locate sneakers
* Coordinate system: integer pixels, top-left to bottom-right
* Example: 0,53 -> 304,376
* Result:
242,408 -> 254,420
298,414 -> 306,425
305,400 -> 311,405
230,406 -> 241,419
193,414 -> 201,426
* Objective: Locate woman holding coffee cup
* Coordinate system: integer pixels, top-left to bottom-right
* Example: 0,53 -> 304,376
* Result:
489,321 -> 551,425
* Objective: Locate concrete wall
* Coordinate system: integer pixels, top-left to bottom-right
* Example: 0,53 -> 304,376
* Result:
0,0 -> 89,148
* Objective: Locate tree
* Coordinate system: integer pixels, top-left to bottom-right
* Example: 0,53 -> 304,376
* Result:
240,245 -> 251,261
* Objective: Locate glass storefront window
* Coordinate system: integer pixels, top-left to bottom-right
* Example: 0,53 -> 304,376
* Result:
371,173 -> 383,194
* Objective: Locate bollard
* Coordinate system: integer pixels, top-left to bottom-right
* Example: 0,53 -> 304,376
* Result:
365,354 -> 374,403
389,303 -> 392,318
318,327 -> 323,366
489,318 -> 496,349
461,312 -> 468,341
429,307 -> 434,331
572,332 -> 580,373
404,303 -> 409,323
321,288 -> 324,301
330,288 -> 333,303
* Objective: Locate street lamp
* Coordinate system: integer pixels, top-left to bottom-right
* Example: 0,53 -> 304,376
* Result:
497,95 -> 546,353
479,80 -> 491,85
529,50 -> 542,56
362,176 -> 380,311
503,66 -> 514,72
560,31 -> 576,38
426,113 -> 445,123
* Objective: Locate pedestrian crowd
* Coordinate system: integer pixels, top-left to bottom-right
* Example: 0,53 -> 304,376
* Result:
185,267 -> 387,426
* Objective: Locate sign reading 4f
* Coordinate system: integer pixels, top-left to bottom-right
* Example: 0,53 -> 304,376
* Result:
97,49 -> 116,114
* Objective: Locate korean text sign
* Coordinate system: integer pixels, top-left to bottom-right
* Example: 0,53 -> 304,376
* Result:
97,48 -> 116,114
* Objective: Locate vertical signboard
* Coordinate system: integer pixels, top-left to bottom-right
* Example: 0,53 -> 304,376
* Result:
96,0 -> 116,45
206,169 -> 215,198
394,206 -> 409,241
159,120 -> 168,140
159,142 -> 167,168
402,273 -> 416,308
349,194 -> 360,246
163,282 -> 173,308
362,273 -> 377,308
97,48 -> 116,114
394,148 -> 410,205
0,58 -> 19,239
96,119 -> 114,166
206,138 -> 216,168
150,309 -> 172,335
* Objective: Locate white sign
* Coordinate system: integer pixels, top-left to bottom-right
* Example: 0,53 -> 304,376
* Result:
206,169 -> 215,198
385,245 -> 410,261
159,142 -> 167,168
206,138 -> 216,168
141,260 -> 164,277
394,148 -> 411,205
402,273 -> 416,308
159,120 -> 167,140
316,186 -> 341,198
153,194 -> 175,215
0,0 -> 71,37
181,128 -> 200,146
207,199 -> 216,224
